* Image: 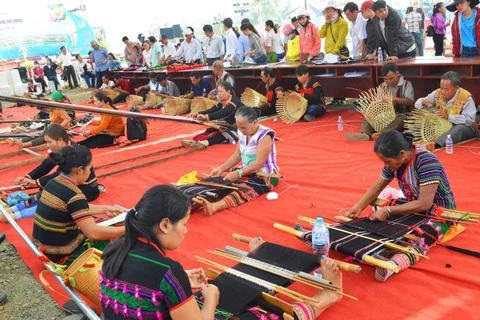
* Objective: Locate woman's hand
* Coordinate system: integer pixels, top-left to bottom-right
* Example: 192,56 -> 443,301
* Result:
210,167 -> 224,177
345,205 -> 363,219
104,206 -> 122,218
189,112 -> 199,118
223,170 -> 240,182
196,114 -> 208,121
200,284 -> 219,304
14,176 -> 28,185
370,207 -> 389,222
82,131 -> 91,137
185,268 -> 208,289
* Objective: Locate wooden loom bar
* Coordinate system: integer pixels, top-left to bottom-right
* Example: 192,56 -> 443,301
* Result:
94,146 -> 184,169
0,145 -> 49,160
231,233 -> 362,274
296,217 -> 429,259
0,156 -> 47,171
272,224 -> 400,273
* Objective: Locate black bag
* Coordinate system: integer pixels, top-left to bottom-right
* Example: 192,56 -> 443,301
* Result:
426,25 -> 434,37
330,26 -> 350,57
126,107 -> 147,140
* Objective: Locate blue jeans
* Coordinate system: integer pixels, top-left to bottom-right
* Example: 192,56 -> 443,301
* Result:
461,46 -> 479,57
47,76 -> 60,90
306,105 -> 326,118
253,54 -> 268,64
81,71 -> 96,88
411,32 -> 424,56
12,204 -> 37,220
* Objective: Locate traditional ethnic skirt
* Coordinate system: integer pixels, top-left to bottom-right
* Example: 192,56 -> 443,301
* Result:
192,127 -> 238,145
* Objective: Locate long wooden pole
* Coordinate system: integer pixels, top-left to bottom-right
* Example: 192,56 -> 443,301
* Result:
0,156 -> 47,171
0,145 -> 49,160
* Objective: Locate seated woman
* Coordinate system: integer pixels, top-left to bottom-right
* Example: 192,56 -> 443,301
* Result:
181,81 -> 243,149
346,130 -> 455,282
107,53 -> 122,70
79,92 -> 125,149
100,185 -> 342,319
192,106 -> 279,216
32,144 -> 124,265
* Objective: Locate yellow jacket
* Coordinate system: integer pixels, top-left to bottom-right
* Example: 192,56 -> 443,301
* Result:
286,36 -> 300,62
318,17 -> 349,55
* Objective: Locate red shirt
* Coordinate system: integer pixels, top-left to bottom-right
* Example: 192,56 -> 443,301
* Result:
33,66 -> 45,79
116,79 -> 135,95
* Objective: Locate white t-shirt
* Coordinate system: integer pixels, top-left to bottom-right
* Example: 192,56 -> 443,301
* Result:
59,52 -> 73,67
162,41 -> 177,58
143,49 -> 152,66
99,81 -> 115,89
148,81 -> 159,91
266,29 -> 284,54
351,14 -> 368,57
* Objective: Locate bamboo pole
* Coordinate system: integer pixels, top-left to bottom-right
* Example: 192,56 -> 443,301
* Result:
0,144 -> 49,160
22,148 -> 41,157
231,233 -> 362,274
0,119 -> 49,124
0,156 -> 47,171
272,224 -> 400,273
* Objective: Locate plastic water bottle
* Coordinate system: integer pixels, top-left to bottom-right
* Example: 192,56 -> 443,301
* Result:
377,47 -> 384,63
311,218 -> 330,278
446,135 -> 453,154
337,116 -> 344,131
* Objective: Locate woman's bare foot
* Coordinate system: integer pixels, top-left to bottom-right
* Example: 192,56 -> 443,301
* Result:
14,139 -> 24,149
309,258 -> 343,316
0,211 -> 16,223
248,237 -> 263,251
7,138 -> 16,146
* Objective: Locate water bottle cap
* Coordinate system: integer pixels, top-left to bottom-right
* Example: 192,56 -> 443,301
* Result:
316,217 -> 323,224
338,116 -> 342,119
447,135 -> 451,138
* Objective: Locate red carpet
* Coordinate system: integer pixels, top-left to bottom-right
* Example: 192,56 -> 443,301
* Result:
0,106 -> 479,319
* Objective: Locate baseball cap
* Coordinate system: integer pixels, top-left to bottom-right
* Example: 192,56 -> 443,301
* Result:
297,11 -> 310,19
283,24 -> 296,37
185,29 -> 193,36
137,33 -> 144,39
360,0 -> 374,12
51,91 -> 65,101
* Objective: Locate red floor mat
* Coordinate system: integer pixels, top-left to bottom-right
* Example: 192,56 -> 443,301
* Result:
0,107 -> 479,319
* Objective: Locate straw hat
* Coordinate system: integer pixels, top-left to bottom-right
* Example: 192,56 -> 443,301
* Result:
275,92 -> 308,124
191,97 -> 217,113
356,87 -> 396,132
404,109 -> 453,144
240,88 -> 268,107
144,92 -> 163,109
164,97 -> 191,115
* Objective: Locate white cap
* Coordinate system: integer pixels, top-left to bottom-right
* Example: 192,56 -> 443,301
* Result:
297,11 -> 310,18
323,0 -> 342,14
184,29 -> 193,36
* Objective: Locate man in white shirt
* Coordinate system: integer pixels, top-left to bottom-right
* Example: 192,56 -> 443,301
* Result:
344,2 -> 368,59
223,17 -> 239,62
160,35 -> 177,64
75,55 -> 96,88
58,46 -> 79,89
203,24 -> 225,66
405,6 -> 423,56
174,29 -> 202,64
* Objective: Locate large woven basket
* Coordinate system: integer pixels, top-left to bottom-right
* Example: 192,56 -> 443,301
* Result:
61,248 -> 103,308
356,87 -> 396,132
240,88 -> 268,107
126,95 -> 143,107
191,97 -> 217,113
104,89 -> 120,101
164,97 -> 191,115
404,109 -> 453,144
275,92 -> 308,124
144,92 -> 163,109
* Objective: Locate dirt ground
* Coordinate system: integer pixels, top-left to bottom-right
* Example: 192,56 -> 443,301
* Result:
0,239 -> 69,320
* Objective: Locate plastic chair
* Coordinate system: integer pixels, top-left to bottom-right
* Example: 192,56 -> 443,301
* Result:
0,71 -> 14,96
7,69 -> 27,96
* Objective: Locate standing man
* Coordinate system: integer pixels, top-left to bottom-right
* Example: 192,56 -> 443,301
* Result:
174,29 -> 202,64
405,6 -> 424,56
90,41 -> 109,89
160,35 -> 177,65
344,2 -> 368,59
223,17 -> 239,62
203,24 -> 225,66
58,46 -> 78,89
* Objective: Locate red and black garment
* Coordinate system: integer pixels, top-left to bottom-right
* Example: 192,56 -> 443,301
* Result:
265,80 -> 284,114
294,80 -> 325,107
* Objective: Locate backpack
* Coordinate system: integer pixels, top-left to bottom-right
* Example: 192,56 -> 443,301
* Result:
126,107 -> 147,141
426,25 -> 434,37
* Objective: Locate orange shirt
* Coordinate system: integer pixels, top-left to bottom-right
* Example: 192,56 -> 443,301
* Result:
49,109 -> 71,129
90,105 -> 125,136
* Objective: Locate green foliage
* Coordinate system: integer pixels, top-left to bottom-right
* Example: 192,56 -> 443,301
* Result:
247,0 -> 294,25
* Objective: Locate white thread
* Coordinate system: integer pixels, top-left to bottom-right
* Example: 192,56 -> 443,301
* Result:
277,178 -> 299,196
225,268 -> 275,291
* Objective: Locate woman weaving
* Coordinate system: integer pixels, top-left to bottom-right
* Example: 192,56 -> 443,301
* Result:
346,130 -> 455,282
100,185 -> 343,319
182,81 -> 244,150
193,106 -> 279,216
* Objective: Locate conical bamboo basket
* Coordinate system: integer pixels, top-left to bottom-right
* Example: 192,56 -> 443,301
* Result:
164,97 -> 191,115
405,109 -> 453,144
144,92 -> 163,109
126,95 -> 143,107
191,97 -> 217,113
356,87 -> 396,132
240,88 -> 268,107
275,92 -> 308,124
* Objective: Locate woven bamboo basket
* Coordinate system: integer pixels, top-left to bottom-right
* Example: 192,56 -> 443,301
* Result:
240,88 -> 268,107
126,95 -> 143,107
404,109 -> 453,144
104,89 -> 120,101
164,97 -> 191,115
191,97 -> 217,113
144,92 -> 163,109
356,87 -> 396,132
61,248 -> 103,308
275,92 -> 308,124
22,93 -> 37,99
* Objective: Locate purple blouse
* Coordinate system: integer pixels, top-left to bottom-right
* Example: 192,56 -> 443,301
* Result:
431,13 -> 447,35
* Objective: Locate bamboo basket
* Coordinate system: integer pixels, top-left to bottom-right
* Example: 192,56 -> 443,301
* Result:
126,95 -> 143,107
104,89 -> 120,101
191,97 -> 217,113
144,92 -> 163,109
240,88 -> 268,107
60,248 -> 103,308
404,109 -> 453,144
275,92 -> 308,124
164,97 -> 191,115
356,87 -> 396,132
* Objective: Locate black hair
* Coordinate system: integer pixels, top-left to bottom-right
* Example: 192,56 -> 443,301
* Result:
295,64 -> 309,76
34,61 -> 39,65
218,81 -> 235,95
433,2 -> 444,16
235,105 -> 258,123
406,6 -> 414,13
148,36 -> 157,43
108,52 -> 116,59
381,62 -> 399,76
133,45 -> 140,51
149,72 -> 157,79
240,23 -> 260,37
344,2 -> 359,12
44,123 -> 70,143
122,36 -> 129,42
27,78 -> 34,84
372,0 -> 387,11
187,26 -> 194,34
60,46 -> 66,51
223,17 -> 233,28
113,74 -> 121,80
156,74 -> 166,82
265,20 -> 277,33
203,24 -> 213,33
75,54 -> 82,60
190,71 -> 201,79
94,91 -> 118,110
161,35 -> 168,40
262,66 -> 275,78
87,50 -> 92,55
374,131 -> 414,158
102,185 -> 191,279
291,16 -> 298,23
50,144 -> 92,174
241,18 -> 251,24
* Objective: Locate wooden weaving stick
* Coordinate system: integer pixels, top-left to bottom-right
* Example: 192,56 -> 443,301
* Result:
0,144 -> 49,160
272,224 -> 400,273
296,217 -> 429,259
21,148 -> 41,157
231,233 -> 362,274
0,155 -> 47,171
